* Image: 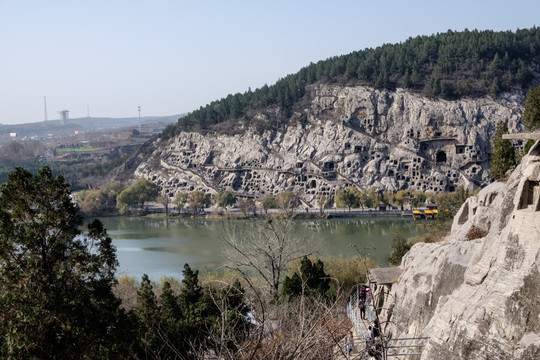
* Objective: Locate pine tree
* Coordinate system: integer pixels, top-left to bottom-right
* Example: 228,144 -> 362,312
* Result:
522,85 -> 540,131
388,233 -> 412,266
0,167 -> 127,359
490,121 -> 516,180
282,256 -> 330,299
134,274 -> 161,356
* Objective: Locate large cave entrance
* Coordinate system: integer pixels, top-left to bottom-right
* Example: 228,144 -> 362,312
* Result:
436,151 -> 447,163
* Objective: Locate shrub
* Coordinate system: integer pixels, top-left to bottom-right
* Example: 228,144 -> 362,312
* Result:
466,225 -> 489,240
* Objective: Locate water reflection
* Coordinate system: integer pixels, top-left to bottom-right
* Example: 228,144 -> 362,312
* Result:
95,216 -> 425,280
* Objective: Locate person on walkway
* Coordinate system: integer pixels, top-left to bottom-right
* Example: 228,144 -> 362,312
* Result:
345,331 -> 354,358
367,348 -> 377,360
364,326 -> 374,347
365,286 -> 373,304
359,300 -> 366,320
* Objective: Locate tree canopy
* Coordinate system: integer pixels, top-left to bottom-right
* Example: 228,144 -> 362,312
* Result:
388,233 -> 412,266
282,256 -> 331,299
116,178 -> 159,214
215,190 -> 237,210
76,181 -> 125,216
162,27 -> 540,137
522,85 -> 540,131
335,187 -> 358,211
490,121 -> 516,180
188,190 -> 211,214
0,167 -> 128,359
133,265 -> 248,359
174,191 -> 189,212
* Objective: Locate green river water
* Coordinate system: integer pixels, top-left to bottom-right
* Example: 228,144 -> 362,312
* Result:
96,216 -> 426,280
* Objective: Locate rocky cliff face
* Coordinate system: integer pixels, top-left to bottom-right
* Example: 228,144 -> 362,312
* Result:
378,141 -> 540,359
133,85 -> 525,204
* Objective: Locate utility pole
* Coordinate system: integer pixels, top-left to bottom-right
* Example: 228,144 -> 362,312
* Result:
44,96 -> 48,121
138,106 -> 142,133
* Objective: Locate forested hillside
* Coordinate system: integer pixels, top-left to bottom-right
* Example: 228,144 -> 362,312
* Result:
163,27 -> 540,138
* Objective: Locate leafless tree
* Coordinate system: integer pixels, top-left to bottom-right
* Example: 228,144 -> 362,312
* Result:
203,277 -> 352,360
159,192 -> 171,216
222,215 -> 316,300
237,197 -> 257,217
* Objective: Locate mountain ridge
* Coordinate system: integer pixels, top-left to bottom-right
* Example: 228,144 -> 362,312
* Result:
117,28 -> 540,198
162,27 -> 540,138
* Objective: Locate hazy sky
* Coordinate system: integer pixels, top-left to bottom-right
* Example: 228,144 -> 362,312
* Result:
1,0 -> 539,125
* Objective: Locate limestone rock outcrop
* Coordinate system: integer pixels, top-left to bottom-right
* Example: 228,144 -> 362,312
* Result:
133,85 -> 525,204
379,141 -> 540,359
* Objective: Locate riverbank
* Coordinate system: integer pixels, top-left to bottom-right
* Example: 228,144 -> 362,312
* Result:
142,203 -> 415,220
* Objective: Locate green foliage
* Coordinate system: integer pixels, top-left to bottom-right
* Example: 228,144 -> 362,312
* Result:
132,264 -> 248,359
392,189 -> 410,210
522,85 -> 540,131
84,155 -> 130,177
276,190 -> 299,215
117,178 -> 159,214
323,256 -> 377,292
188,190 -> 211,214
388,233 -> 412,266
261,193 -> 278,214
316,194 -> 332,214
162,28 -> 540,137
215,190 -> 237,210
174,191 -> 189,212
335,187 -> 358,211
0,167 -> 128,359
366,188 -> 382,208
237,197 -> 257,216
134,275 -> 160,353
439,186 -> 474,210
491,121 -> 516,180
356,189 -> 369,209
76,181 -> 126,216
410,190 -> 427,209
282,256 -> 331,299
356,188 -> 382,209
524,139 -> 535,155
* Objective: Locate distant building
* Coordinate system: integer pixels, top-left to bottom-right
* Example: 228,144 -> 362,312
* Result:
59,110 -> 69,125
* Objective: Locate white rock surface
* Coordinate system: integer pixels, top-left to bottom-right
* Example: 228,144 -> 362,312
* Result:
132,85 -> 525,203
380,141 -> 540,359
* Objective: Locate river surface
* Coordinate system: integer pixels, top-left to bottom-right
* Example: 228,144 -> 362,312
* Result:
96,216 -> 425,280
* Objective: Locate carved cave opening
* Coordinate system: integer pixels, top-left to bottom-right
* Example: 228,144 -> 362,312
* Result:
436,151 -> 447,163
518,180 -> 540,211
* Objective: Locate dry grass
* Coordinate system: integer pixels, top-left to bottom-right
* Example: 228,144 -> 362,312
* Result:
466,225 -> 489,240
